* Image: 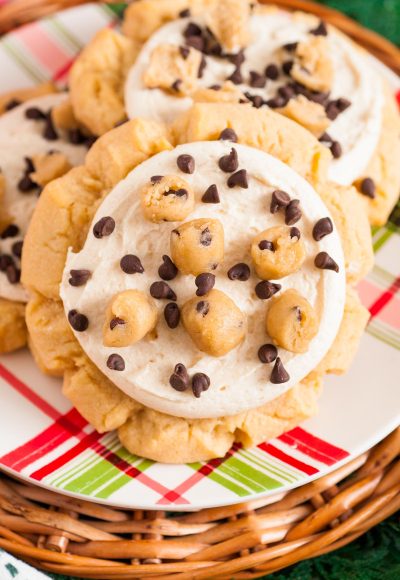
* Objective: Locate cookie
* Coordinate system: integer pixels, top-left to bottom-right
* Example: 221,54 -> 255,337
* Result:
22,105 -> 372,462
68,1 -> 400,226
0,92 -> 91,353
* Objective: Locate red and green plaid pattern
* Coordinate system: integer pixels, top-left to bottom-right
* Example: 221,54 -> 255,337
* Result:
0,3 -> 398,509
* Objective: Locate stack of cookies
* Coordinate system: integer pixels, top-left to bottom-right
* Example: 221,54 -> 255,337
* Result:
1,0 -> 398,463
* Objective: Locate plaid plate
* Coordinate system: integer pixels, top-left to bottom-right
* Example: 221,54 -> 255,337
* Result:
0,3 -> 398,510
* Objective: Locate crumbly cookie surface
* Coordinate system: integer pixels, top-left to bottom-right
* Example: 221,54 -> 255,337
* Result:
22,105 -> 372,463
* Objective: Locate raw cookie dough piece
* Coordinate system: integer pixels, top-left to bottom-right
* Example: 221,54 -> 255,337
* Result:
318,181 -> 374,284
141,174 -> 195,222
172,103 -> 331,185
291,36 -> 333,93
278,95 -> 330,138
0,298 -> 26,353
143,44 -> 203,95
317,287 -> 369,374
251,226 -> 306,280
266,289 -> 319,353
170,218 -> 224,275
205,0 -> 252,52
69,29 -> 138,136
30,152 -> 72,187
182,289 -> 246,356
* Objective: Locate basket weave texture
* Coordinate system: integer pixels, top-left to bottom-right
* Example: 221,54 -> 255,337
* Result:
0,0 -> 399,578
0,428 -> 398,579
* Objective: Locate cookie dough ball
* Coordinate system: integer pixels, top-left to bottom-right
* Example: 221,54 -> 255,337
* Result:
103,290 -> 158,347
182,289 -> 246,357
141,174 -> 195,223
251,226 -> 306,280
266,289 -> 319,353
171,218 -> 224,276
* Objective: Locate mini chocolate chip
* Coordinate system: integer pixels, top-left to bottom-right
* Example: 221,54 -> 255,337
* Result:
265,96 -> 287,109
5,98 -> 21,111
68,128 -> 86,145
270,189 -> 291,213
310,20 -> 328,36
282,60 -> 294,75
270,357 -> 290,384
68,309 -> 89,332
249,71 -> 266,88
200,227 -> 212,246
336,97 -> 351,112
0,255 -> 13,271
210,84 -> 221,90
120,255 -> 144,274
218,148 -> 238,173
43,114 -> 58,140
179,8 -> 191,17
11,240 -> 23,258
255,281 -> 281,300
228,263 -> 250,281
319,132 -> 333,145
93,216 -> 115,239
294,306 -> 302,322
85,136 -> 97,149
171,79 -> 182,92
107,353 -> 125,371
219,128 -> 238,142
198,55 -> 207,78
258,240 -> 274,252
18,174 -> 36,193
202,184 -> 220,203
330,141 -> 342,159
196,300 -> 210,316
164,302 -> 180,329
249,94 -> 264,109
325,101 -> 340,120
69,269 -> 91,287
283,41 -> 298,52
1,224 -> 19,239
163,188 -> 188,198
227,67 -> 243,85
151,175 -> 163,184
227,169 -> 248,189
313,217 -> 333,241
179,45 -> 190,59
265,64 -> 279,80
186,35 -> 205,51
183,22 -> 202,37
228,50 -> 245,67
110,317 -> 126,330
360,177 -> 376,199
315,251 -> 339,272
195,273 -> 215,296
278,84 -> 295,100
150,281 -> 177,301
170,363 -> 190,391
158,255 -> 178,281
192,373 -> 210,398
285,199 -> 302,225
6,264 -> 20,284
177,154 -> 195,174
25,107 -> 46,120
258,343 -> 278,364
290,227 -> 301,239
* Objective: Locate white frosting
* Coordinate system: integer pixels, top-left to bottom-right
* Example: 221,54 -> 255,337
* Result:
0,94 -> 88,302
124,9 -> 383,187
61,141 -> 346,419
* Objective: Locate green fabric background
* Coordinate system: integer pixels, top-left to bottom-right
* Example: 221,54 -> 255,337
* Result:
48,1 -> 399,579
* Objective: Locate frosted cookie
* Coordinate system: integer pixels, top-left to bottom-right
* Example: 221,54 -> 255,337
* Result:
0,93 -> 93,353
22,104 -> 371,462
69,0 -> 400,226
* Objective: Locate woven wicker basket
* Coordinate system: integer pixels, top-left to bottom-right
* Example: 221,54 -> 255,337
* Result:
0,1 -> 399,578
